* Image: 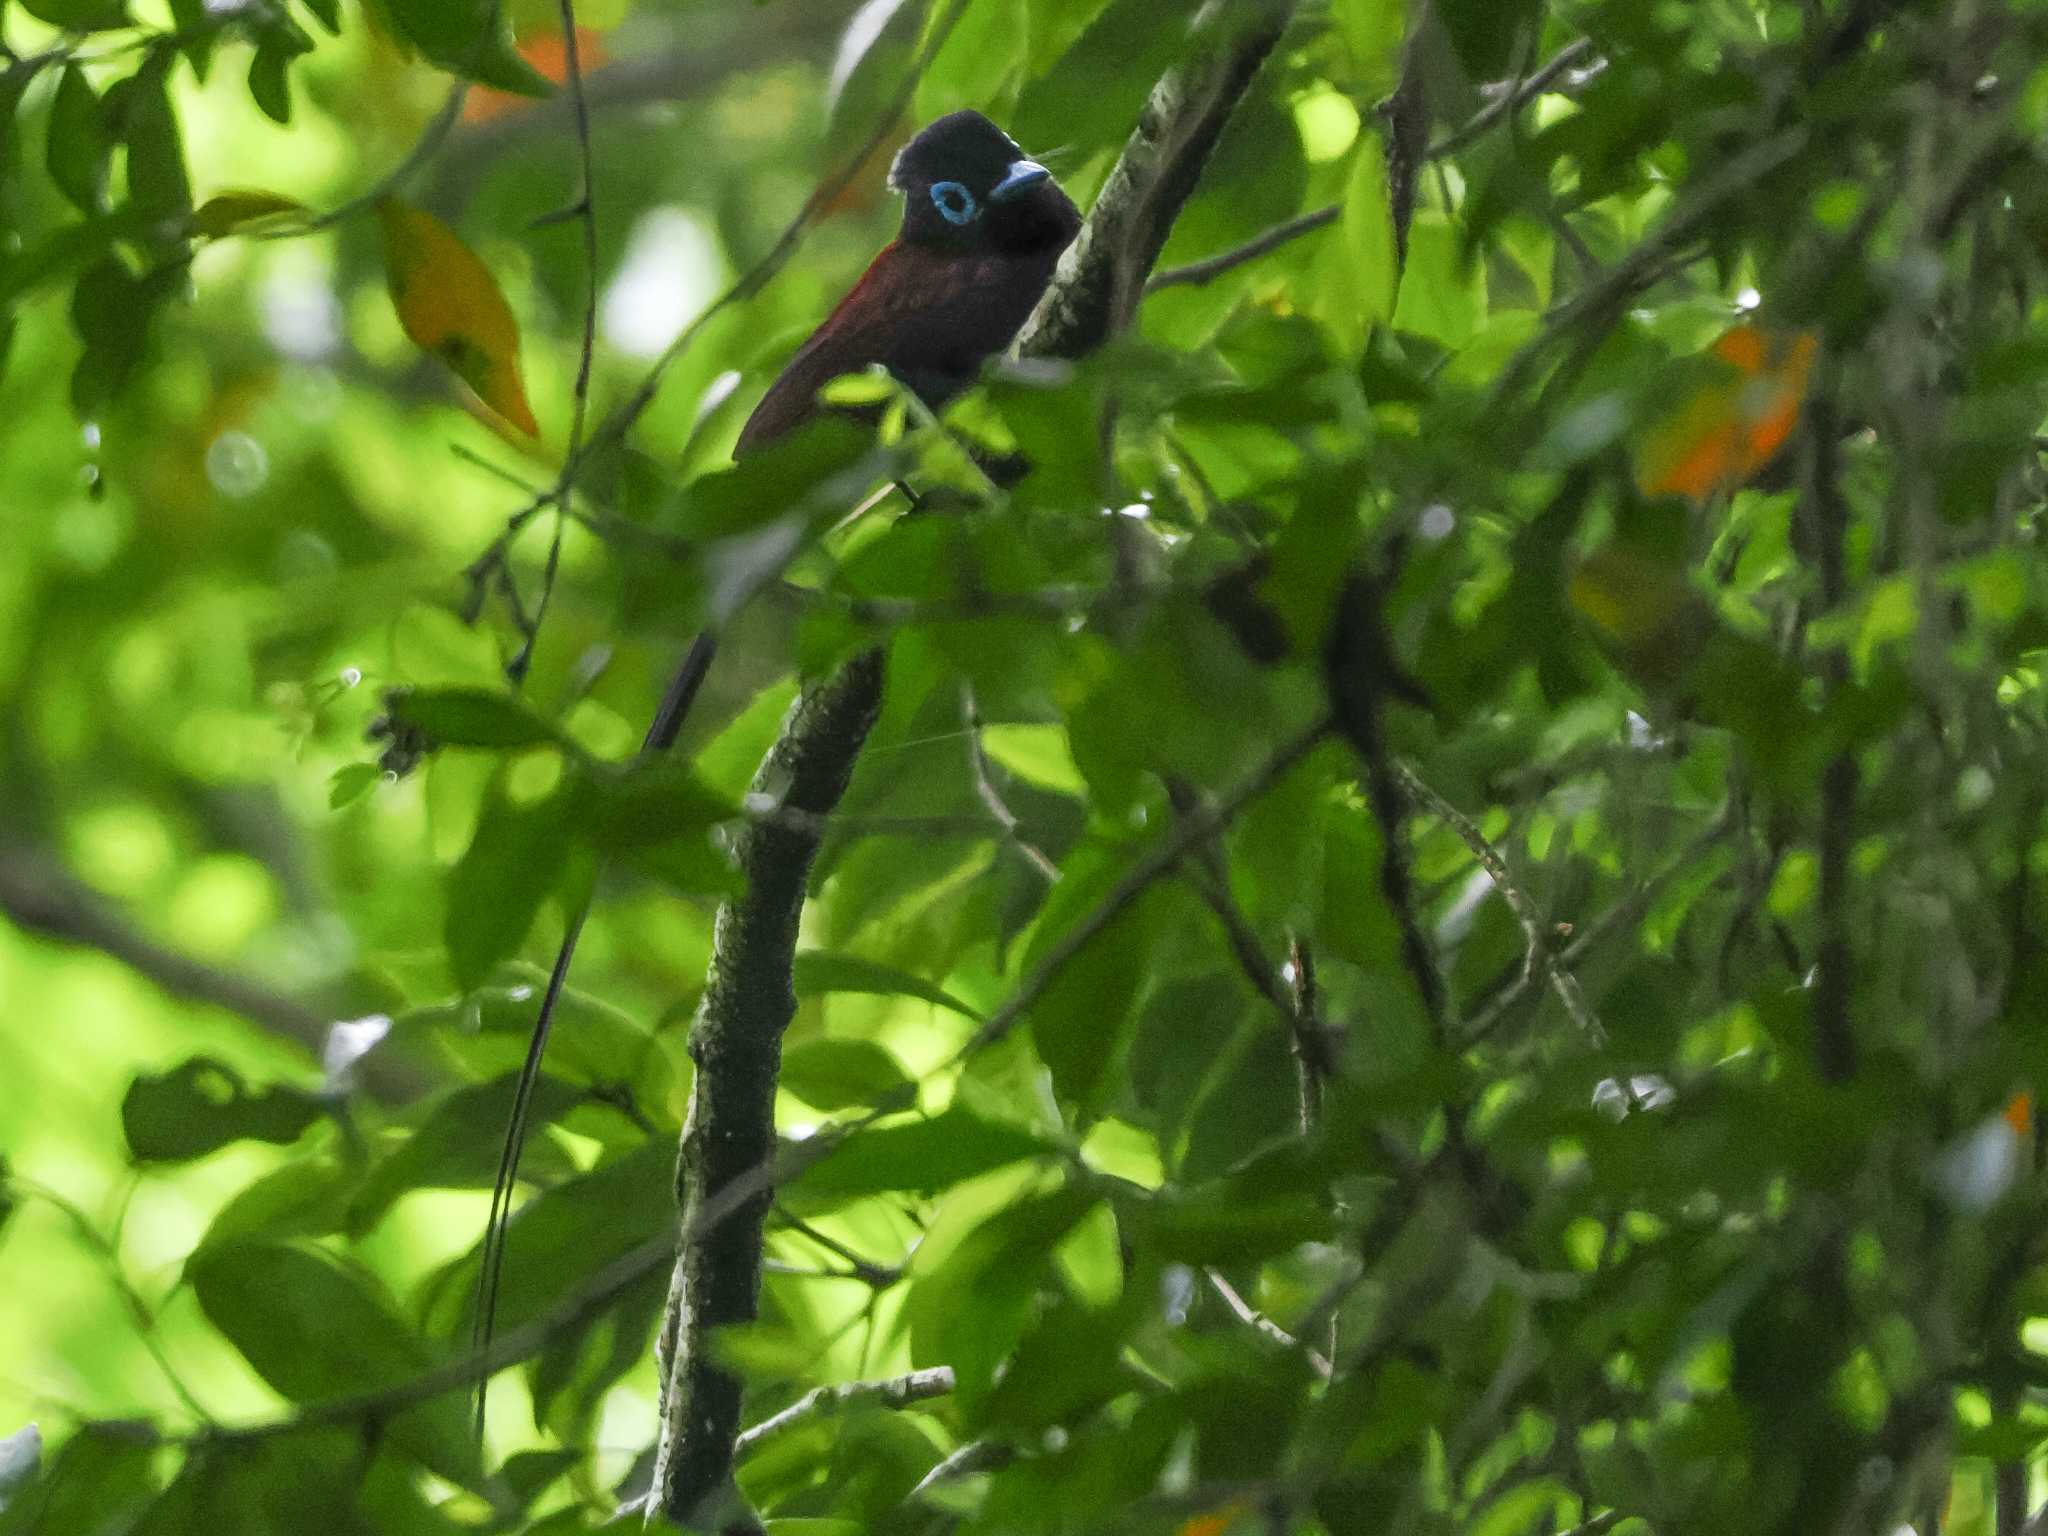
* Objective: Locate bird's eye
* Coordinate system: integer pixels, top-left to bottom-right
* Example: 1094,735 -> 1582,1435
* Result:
929,180 -> 977,226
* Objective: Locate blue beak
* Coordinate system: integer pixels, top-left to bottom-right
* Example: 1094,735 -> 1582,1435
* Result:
988,159 -> 1050,203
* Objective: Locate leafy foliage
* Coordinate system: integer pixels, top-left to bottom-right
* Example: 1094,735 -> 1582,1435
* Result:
4,0 -> 2048,1533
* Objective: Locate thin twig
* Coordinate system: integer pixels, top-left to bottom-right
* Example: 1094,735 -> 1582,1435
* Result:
909,1438 -> 1015,1498
1176,836 -> 1328,1130
1460,807 -> 1737,1046
962,685 -> 1060,884
732,1367 -> 955,1458
1204,1268 -> 1333,1380
13,1179 -> 210,1423
960,720 -> 1330,1060
1145,39 -> 1600,292
1426,39 -> 1600,160
509,0 -> 602,683
772,1207 -> 903,1288
286,82 -> 469,236
1393,760 -> 1603,1046
0,844 -> 421,1100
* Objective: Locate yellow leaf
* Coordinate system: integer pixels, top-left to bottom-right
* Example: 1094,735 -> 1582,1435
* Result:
1634,324 -> 1817,500
191,189 -> 307,238
1178,1501 -> 1254,1536
1569,545 -> 1716,694
377,199 -> 538,437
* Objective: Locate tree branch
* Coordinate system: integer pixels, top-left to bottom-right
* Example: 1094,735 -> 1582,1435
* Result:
0,845 -> 420,1102
652,651 -> 887,1529
733,1367 -> 954,1458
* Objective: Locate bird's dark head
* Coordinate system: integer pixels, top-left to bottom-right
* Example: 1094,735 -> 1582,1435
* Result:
889,109 -> 1080,256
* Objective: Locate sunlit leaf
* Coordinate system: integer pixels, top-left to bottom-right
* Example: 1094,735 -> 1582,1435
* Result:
445,772 -> 573,989
780,1038 -> 914,1112
188,1242 -> 476,1485
190,188 -> 305,237
793,949 -> 983,1020
377,198 -> 539,436
791,1106 -> 1053,1202
1332,0 -> 1406,88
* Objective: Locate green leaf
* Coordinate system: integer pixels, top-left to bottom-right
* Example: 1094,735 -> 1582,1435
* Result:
907,1185 -> 1098,1408
1012,0 -> 1187,158
424,1142 -> 671,1339
390,685 -> 564,750
792,950 -> 983,1020
444,774 -> 572,990
345,1072 -> 584,1234
197,1156 -> 359,1251
122,1057 -> 325,1163
1332,0 -> 1408,89
914,0 -> 1024,122
18,0 -> 127,30
380,0 -> 554,95
0,1424 -> 156,1536
780,1038 -> 914,1112
328,761 -> 380,809
1435,0 -> 1536,79
1392,213 -> 1486,348
573,758 -> 733,847
467,963 -> 679,1104
1468,1479 -> 1573,1536
1018,847 -> 1165,1113
792,1107 -> 1053,1202
247,39 -> 295,124
128,1430 -> 366,1536
69,257 -> 181,415
1335,131 -> 1399,339
188,1242 -> 476,1485
1130,1184 -> 1333,1265
117,54 -> 190,225
46,66 -> 110,213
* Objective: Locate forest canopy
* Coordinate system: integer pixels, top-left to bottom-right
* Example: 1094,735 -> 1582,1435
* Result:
4,1 -> 2048,1533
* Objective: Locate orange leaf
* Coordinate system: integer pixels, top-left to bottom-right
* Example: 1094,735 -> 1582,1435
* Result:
2004,1090 -> 2033,1140
1634,324 -> 1818,500
1178,1501 -> 1253,1536
377,199 -> 538,437
464,27 -> 606,122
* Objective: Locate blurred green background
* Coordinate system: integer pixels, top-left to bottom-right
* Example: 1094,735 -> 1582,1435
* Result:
6,0 -> 2048,1532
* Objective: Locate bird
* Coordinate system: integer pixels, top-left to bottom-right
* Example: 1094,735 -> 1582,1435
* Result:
472,109 -> 1081,1442
736,109 -> 1082,455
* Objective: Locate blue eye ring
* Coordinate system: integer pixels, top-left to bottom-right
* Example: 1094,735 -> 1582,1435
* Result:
930,180 -> 977,226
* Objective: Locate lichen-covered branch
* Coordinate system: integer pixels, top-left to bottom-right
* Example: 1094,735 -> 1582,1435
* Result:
652,650 -> 885,1529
